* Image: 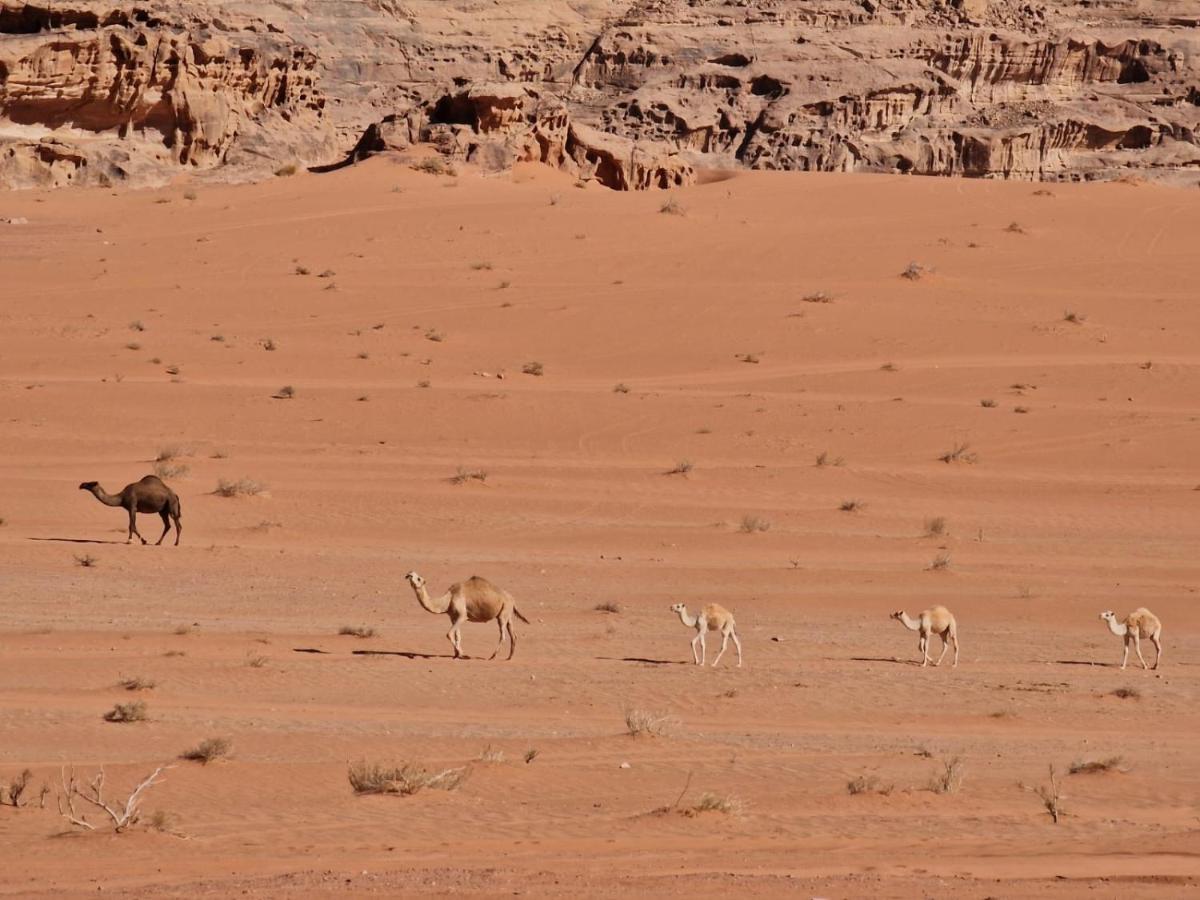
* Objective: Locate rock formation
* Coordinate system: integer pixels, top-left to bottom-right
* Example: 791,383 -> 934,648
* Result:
2,0 -> 1198,189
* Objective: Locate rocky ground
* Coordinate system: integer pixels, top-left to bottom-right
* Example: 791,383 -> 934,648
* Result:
2,0 -> 1198,188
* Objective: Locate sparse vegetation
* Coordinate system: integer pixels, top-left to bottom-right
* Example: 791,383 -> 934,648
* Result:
613,383 -> 631,394
318,269 -> 335,279
980,398 -> 998,408
57,765 -> 171,832
924,516 -> 947,537
338,625 -> 377,639
1063,310 -> 1086,324
181,737 -> 232,765
215,478 -> 266,497
274,163 -> 299,177
1031,764 -> 1064,823
117,675 -> 156,692
524,749 -> 539,764
412,157 -> 455,176
104,701 -> 148,723
928,552 -> 951,572
839,499 -> 863,512
594,601 -> 621,614
1068,756 -> 1126,775
815,451 -> 844,467
880,362 -> 897,371
348,761 -> 466,795
153,461 -> 189,479
356,351 -> 369,360
424,329 -> 445,342
245,654 -> 268,668
735,352 -> 760,364
625,708 -> 674,737
739,515 -> 771,534
666,460 -> 694,476
164,365 -> 180,376
260,338 -> 277,351
847,774 -> 893,796
273,385 -> 295,399
1014,405 -> 1030,414
74,554 -> 98,568
477,745 -> 505,764
938,442 -> 978,464
1005,221 -> 1026,234
929,756 -> 963,794
173,624 -> 192,635
294,265 -> 310,276
125,341 -> 141,351
450,466 -> 488,485
522,361 -> 544,376
688,792 -> 741,815
469,261 -> 494,271
210,334 -> 225,342
417,379 -> 431,389
801,291 -> 833,304
129,320 -> 145,332
1111,686 -> 1141,700
660,196 -> 685,216
901,262 -> 928,281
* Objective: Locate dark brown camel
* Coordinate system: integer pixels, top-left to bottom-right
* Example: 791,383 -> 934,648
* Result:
79,475 -> 182,545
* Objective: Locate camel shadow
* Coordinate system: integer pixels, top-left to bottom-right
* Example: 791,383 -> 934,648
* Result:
848,656 -> 922,667
29,537 -> 126,545
597,656 -> 687,666
1054,659 -> 1115,668
352,649 -> 456,660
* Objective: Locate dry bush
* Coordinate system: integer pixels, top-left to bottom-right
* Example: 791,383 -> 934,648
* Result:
1005,221 -> 1026,234
125,341 -> 141,351
815,451 -> 844,467
522,361 -> 544,376
625,708 -> 674,737
156,445 -> 189,462
470,260 -> 493,271
929,757 -> 963,794
450,467 -> 488,485
924,516 -> 947,537
660,196 -> 685,216
274,163 -> 298,177
735,352 -> 760,364
880,362 -> 897,371
801,291 -> 833,304
901,262 -> 928,280
214,478 -> 265,497
928,552 -> 952,572
847,774 -> 893,796
245,653 -> 268,668
980,398 -> 998,408
739,515 -> 771,534
424,329 -> 445,342
57,765 -> 171,832
181,737 -> 232,765
1014,405 -> 1030,414
338,625 -> 377,639
1111,686 -> 1141,700
1063,310 -> 1086,324
259,338 -> 277,351
210,334 -> 225,342
839,499 -> 863,512
687,792 -> 742,815
939,442 -> 978,464
413,157 -> 455,176
2,769 -> 42,807
117,675 -> 156,692
153,461 -> 189,479
666,460 -> 694,476
129,320 -> 145,332
524,749 -> 539,764
173,624 -> 192,635
1068,756 -> 1126,775
104,701 -> 148,723
294,264 -> 310,275
273,385 -> 295,399
75,554 -> 98,568
613,383 -> 631,394
348,761 -> 466,796
594,601 -> 621,614
318,269 -> 335,279
1030,764 -> 1064,823
477,745 -> 505,764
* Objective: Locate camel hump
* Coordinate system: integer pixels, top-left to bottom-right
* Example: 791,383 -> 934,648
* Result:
464,575 -> 498,592
138,474 -> 169,488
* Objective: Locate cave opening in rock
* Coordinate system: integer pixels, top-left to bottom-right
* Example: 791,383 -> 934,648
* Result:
1117,59 -> 1150,84
750,75 -> 784,99
0,5 -> 107,33
429,93 -> 478,129
710,53 -> 751,68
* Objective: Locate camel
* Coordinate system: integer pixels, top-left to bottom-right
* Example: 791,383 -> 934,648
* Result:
669,603 -> 742,667
79,475 -> 182,546
1099,608 -> 1162,670
404,571 -> 530,660
890,606 -> 959,667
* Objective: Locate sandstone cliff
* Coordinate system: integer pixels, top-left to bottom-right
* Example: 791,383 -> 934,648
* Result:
2,0 -> 1197,188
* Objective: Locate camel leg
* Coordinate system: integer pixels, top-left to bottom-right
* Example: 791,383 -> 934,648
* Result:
1151,633 -> 1162,669
933,633 -> 949,667
732,631 -> 743,668
697,631 -> 707,666
489,617 -> 505,660
448,623 -> 463,659
172,513 -> 182,546
127,509 -> 147,545
1120,637 -> 1130,670
919,635 -> 929,667
506,620 -> 517,660
951,631 -> 959,668
711,631 -> 730,667
155,510 -> 171,545
1133,632 -> 1149,670
690,632 -> 701,665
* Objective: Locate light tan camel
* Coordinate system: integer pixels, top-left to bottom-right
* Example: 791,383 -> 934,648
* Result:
405,571 -> 529,660
1100,608 -> 1162,670
891,606 -> 959,667
79,475 -> 182,545
669,603 -> 742,667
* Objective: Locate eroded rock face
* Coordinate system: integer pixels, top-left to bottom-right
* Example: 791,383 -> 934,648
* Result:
2,0 -> 1198,188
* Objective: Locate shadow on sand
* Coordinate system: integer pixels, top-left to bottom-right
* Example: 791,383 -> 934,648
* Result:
352,649 -> 456,660
1054,659 -> 1113,668
848,656 -> 921,666
29,537 -> 126,545
597,656 -> 686,666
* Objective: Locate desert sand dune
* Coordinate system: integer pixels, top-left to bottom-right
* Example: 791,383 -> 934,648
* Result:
0,161 -> 1198,896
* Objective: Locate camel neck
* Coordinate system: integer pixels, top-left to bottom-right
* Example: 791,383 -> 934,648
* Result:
675,609 -> 698,629
91,486 -> 124,507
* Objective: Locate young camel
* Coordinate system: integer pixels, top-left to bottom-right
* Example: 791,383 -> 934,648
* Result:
890,606 -> 959,667
405,571 -> 529,660
1099,608 -> 1162,670
669,603 -> 742,667
79,475 -> 182,546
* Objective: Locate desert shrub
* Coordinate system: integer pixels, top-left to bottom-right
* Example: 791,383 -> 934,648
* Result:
594,601 -> 621,614
104,701 -> 148,723
450,467 -> 487,485
214,478 -> 265,497
929,757 -> 963,794
57,766 -> 170,832
1068,756 -> 1126,775
839,499 -> 863,512
273,385 -> 295,399
801,291 -> 833,303
739,515 -> 771,533
1111,686 -> 1140,700
274,163 -> 298,177
153,461 -> 189,479
815,451 -> 844,467
348,761 -> 466,795
477,745 -> 505,764
847,774 -> 893,796
924,516 -> 947,537
660,197 -> 685,216
688,792 -> 741,814
666,460 -> 694,476
522,361 -> 544,376
939,442 -> 978,464
181,737 -> 232,765
117,675 -> 156,691
928,553 -> 951,571
625,708 -> 674,737
75,554 -> 98,568
980,398 -> 998,408
338,625 -> 377,639
613,383 -> 631,394
901,262 -> 928,280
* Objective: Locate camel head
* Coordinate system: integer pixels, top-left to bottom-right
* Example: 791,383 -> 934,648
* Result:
79,481 -> 99,491
405,571 -> 424,589
889,610 -> 905,621
669,602 -> 687,614
1099,611 -> 1116,623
